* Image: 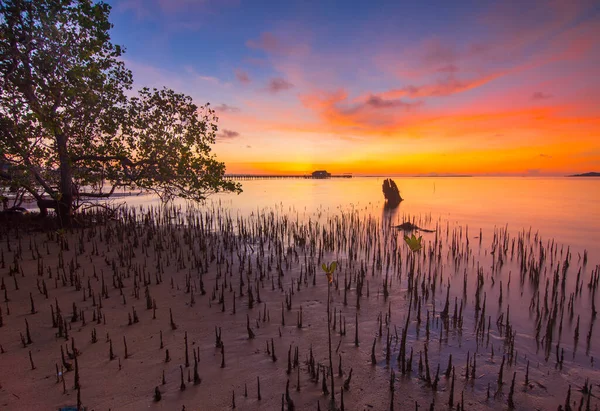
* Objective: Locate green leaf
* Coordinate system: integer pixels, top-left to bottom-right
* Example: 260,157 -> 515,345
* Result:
404,234 -> 423,252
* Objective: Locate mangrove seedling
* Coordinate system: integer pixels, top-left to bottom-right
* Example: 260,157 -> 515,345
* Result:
321,260 -> 338,410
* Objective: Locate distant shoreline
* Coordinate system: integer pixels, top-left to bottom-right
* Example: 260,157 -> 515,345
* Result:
567,172 -> 600,177
223,173 -> 600,178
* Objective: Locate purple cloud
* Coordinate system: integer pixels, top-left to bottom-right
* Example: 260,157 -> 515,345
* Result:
247,32 -> 283,54
235,69 -> 251,84
532,91 -> 553,100
364,96 -> 421,110
219,129 -> 240,139
266,77 -> 294,93
215,104 -> 241,113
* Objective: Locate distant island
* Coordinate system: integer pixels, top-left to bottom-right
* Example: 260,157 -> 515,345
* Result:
568,172 -> 600,177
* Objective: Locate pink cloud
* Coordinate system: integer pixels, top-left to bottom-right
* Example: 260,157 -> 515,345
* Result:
532,92 -> 553,100
215,104 -> 241,113
247,32 -> 281,53
218,129 -> 240,139
116,0 -> 239,23
235,69 -> 251,84
299,89 -> 422,131
246,31 -> 311,57
374,0 -> 596,82
374,72 -> 506,100
266,77 -> 294,93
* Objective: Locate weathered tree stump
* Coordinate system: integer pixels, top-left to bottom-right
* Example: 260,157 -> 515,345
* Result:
382,179 -> 403,208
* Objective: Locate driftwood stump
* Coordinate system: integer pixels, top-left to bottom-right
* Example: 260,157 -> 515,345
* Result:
382,179 -> 403,207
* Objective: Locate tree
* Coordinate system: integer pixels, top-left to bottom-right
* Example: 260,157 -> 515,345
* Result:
0,0 -> 240,225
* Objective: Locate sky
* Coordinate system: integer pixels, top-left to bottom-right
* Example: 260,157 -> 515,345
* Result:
105,0 -> 600,176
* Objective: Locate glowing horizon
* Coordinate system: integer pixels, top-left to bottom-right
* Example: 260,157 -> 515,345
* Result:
107,0 -> 600,176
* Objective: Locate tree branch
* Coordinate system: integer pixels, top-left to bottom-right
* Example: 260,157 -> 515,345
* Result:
77,187 -> 118,198
23,159 -> 56,198
71,154 -> 160,167
71,154 -> 134,166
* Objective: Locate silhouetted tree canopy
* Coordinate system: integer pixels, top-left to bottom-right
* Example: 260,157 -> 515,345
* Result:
0,0 -> 241,225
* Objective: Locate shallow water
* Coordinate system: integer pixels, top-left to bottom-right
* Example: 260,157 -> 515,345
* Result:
124,176 -> 600,251
130,180 -> 600,360
3,176 -> 599,410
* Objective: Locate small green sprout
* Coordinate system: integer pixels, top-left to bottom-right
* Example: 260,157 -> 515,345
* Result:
404,234 -> 423,253
321,261 -> 338,283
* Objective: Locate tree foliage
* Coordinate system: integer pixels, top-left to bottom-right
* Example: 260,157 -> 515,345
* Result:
0,0 -> 241,222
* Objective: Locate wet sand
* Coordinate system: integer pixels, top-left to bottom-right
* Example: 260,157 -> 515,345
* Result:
0,205 -> 598,410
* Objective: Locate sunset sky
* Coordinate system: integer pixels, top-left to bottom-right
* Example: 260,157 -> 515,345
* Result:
106,0 -> 600,176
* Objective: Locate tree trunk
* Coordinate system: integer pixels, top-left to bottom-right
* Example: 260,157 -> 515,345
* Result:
37,199 -> 55,218
55,132 -> 73,227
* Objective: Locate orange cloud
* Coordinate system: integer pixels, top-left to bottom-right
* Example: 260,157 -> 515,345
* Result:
374,71 -> 506,100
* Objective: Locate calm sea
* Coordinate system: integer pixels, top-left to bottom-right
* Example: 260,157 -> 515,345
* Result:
124,176 -> 600,259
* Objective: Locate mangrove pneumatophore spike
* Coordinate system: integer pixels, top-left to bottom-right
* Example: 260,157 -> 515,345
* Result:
445,354 -> 452,378
221,344 -> 225,368
170,308 -> 177,330
29,292 -> 36,314
343,368 -> 353,391
448,367 -> 455,407
29,350 -> 35,370
354,313 -> 359,346
73,354 -> 80,389
247,314 -> 255,339
109,339 -> 114,360
498,355 -> 505,386
193,356 -> 201,385
180,365 -> 186,391
184,331 -> 189,367
371,338 -> 376,365
25,319 -> 32,344
508,371 -> 516,409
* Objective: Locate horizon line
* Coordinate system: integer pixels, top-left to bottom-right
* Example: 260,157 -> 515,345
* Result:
224,172 -> 598,178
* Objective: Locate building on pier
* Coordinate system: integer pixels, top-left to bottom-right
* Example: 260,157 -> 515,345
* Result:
311,170 -> 331,179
